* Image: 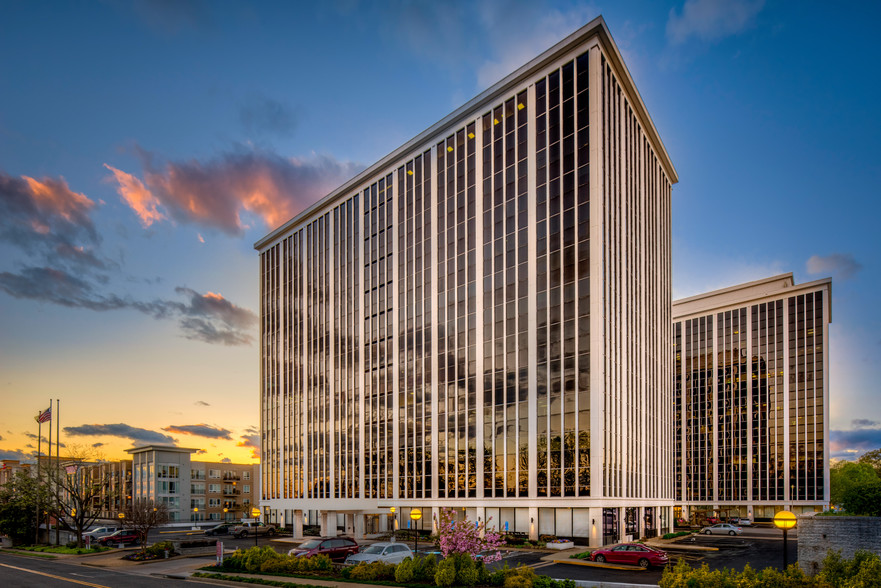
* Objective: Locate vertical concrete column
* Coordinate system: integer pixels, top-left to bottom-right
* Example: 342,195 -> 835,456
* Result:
431,507 -> 439,535
345,513 -> 354,536
638,507 -> 645,540
476,506 -> 486,537
353,513 -> 365,540
528,507 -> 539,542
294,509 -> 304,539
588,507 -> 602,548
618,507 -> 625,543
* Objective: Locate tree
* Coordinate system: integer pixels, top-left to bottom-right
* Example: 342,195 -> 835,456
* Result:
829,461 -> 879,507
433,507 -> 506,563
122,499 -> 169,551
857,448 -> 881,478
41,446 -> 117,548
0,470 -> 47,545
840,480 -> 881,517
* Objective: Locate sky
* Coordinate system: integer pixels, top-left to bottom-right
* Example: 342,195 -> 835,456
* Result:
1,0 -> 879,466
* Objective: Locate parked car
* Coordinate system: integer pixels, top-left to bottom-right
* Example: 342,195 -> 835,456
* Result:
738,518 -> 752,526
289,537 -> 359,561
204,523 -> 232,536
704,517 -> 720,525
590,543 -> 669,569
700,523 -> 742,536
344,542 -> 413,565
97,529 -> 140,546
232,521 -> 277,539
82,526 -> 118,540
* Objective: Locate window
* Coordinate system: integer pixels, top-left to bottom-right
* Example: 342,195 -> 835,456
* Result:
192,470 -> 205,481
243,485 -> 250,493
209,484 -> 221,493
158,465 -> 179,479
191,483 -> 205,495
243,498 -> 250,506
190,498 -> 205,509
208,498 -> 221,508
243,471 -> 251,480
209,469 -> 221,479
209,513 -> 220,521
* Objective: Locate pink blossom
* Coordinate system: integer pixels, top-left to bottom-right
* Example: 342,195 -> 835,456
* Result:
433,508 -> 507,563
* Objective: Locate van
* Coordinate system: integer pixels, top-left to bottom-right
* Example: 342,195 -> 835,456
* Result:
83,526 -> 118,539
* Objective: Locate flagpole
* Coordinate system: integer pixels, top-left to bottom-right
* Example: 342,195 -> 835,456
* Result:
56,399 -> 61,546
36,412 -> 42,545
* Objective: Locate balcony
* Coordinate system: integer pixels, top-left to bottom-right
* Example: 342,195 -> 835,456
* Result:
222,474 -> 240,481
223,489 -> 241,496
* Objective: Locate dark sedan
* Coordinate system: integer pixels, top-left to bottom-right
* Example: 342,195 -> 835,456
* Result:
590,543 -> 669,569
288,537 -> 359,562
204,523 -> 232,536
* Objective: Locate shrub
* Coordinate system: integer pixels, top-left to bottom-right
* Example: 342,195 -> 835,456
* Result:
395,556 -> 415,583
349,561 -> 396,581
435,557 -> 457,587
415,553 -> 438,582
538,534 -> 557,543
146,541 -> 175,557
533,577 -> 576,588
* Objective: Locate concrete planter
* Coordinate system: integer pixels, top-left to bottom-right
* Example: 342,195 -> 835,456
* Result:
546,541 -> 575,550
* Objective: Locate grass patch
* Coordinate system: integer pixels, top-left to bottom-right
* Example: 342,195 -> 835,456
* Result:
570,550 -> 593,560
662,531 -> 694,540
1,549 -> 58,559
12,545 -> 110,555
191,572 -> 336,587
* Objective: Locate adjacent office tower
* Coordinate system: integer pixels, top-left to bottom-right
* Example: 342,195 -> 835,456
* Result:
672,274 -> 831,521
255,16 -> 678,546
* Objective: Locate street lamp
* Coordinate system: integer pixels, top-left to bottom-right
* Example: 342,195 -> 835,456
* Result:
773,510 -> 797,570
410,508 -> 422,556
193,507 -> 199,524
251,507 -> 261,547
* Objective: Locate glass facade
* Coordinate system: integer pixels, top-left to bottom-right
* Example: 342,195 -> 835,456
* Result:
257,19 -> 677,540
672,277 -> 830,514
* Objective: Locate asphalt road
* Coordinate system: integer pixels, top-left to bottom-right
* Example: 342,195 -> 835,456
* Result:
0,550 -> 192,588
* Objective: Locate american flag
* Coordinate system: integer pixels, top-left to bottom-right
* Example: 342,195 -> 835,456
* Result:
37,407 -> 51,423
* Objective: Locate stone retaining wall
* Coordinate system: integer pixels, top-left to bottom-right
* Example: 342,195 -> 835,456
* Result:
797,514 -> 881,575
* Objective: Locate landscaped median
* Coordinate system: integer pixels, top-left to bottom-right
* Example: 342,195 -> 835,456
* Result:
200,545 -> 577,588
0,544 -> 112,557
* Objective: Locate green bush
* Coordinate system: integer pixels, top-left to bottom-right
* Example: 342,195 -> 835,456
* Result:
434,560 -> 456,587
533,577 -> 576,588
503,565 -> 536,588
146,541 -> 175,557
415,554 -> 438,582
395,556 -> 415,583
840,481 -> 881,516
662,531 -> 693,540
348,561 -> 396,582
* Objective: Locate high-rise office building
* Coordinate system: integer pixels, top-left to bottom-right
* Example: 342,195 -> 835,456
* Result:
672,274 -> 831,521
256,16 -> 677,545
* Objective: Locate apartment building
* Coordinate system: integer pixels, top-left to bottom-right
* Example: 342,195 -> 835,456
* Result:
256,16 -> 677,546
127,445 -> 257,523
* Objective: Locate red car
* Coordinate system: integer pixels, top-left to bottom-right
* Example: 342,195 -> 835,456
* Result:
288,537 -> 359,562
590,543 -> 669,569
97,529 -> 141,546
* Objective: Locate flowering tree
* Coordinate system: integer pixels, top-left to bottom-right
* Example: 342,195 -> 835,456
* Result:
434,507 -> 506,564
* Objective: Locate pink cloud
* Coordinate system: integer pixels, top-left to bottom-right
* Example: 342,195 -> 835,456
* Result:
105,147 -> 362,236
103,163 -> 166,227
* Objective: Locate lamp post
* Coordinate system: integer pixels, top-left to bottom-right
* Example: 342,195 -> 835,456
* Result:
773,510 -> 797,570
410,508 -> 422,556
251,507 -> 261,547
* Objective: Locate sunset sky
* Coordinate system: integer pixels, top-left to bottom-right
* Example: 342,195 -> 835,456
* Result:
1,1 -> 879,465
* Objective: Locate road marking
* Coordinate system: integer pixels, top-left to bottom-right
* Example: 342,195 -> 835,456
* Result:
0,562 -> 112,588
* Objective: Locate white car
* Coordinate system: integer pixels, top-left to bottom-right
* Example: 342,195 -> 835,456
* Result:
83,526 -> 119,540
344,542 -> 413,565
700,523 -> 742,536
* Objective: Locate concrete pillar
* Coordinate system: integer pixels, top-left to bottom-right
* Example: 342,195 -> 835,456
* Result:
353,513 -> 365,540
588,507 -> 602,548
476,506 -> 486,537
431,507 -> 439,535
618,507 -> 625,543
320,511 -> 338,537
528,507 -> 539,541
294,509 -> 304,539
638,507 -> 645,540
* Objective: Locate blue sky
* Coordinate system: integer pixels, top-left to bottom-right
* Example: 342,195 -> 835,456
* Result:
1,0 -> 879,463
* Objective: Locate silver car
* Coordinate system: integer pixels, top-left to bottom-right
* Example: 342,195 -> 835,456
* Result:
701,523 -> 742,536
344,541 -> 413,565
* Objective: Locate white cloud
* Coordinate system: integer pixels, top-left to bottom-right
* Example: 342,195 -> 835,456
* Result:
806,253 -> 861,281
667,0 -> 764,45
476,2 -> 601,89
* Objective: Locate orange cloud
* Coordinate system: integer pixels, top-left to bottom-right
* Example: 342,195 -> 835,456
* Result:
105,147 -> 363,236
21,175 -> 95,224
103,163 -> 166,227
